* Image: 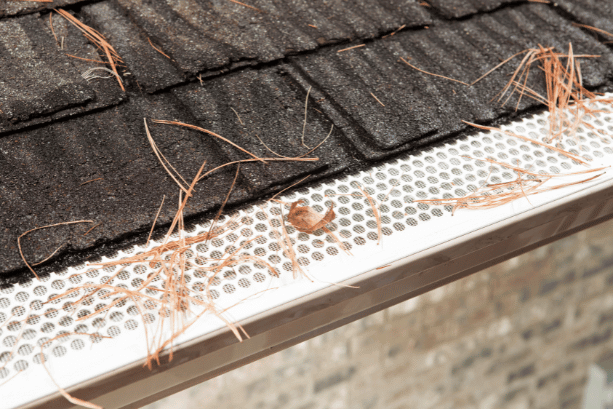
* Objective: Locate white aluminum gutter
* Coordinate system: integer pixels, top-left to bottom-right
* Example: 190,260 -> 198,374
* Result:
1,99 -> 612,409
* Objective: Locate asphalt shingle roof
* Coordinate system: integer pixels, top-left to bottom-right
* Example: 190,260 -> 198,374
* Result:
0,0 -> 611,286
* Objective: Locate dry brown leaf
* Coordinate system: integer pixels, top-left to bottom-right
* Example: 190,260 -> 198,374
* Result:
287,200 -> 335,234
285,200 -> 351,258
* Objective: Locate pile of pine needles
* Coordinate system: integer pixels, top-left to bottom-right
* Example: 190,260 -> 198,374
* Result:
482,44 -> 612,142
7,112 -> 347,408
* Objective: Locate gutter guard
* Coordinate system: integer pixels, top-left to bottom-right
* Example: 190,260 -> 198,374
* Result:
1,98 -> 612,409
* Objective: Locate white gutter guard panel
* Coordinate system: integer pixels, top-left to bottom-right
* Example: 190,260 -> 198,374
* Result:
1,98 -> 612,409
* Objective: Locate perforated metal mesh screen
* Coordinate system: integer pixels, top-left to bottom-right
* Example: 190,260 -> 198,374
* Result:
0,97 -> 612,391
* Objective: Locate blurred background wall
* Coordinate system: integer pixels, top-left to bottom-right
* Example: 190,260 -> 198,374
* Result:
144,221 -> 612,409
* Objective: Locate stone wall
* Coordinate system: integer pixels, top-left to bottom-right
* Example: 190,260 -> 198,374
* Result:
145,221 -> 613,409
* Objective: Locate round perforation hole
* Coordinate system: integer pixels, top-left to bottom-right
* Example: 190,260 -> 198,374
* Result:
14,360 -> 28,372
14,292 -> 29,303
107,326 -> 121,338
0,368 -> 9,378
68,274 -> 83,285
71,339 -> 85,350
53,346 -> 67,358
11,305 -> 26,317
124,320 -> 138,331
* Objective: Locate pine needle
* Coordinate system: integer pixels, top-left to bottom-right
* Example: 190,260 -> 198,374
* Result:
400,57 -> 470,86
40,333 -> 109,409
276,204 -> 305,280
146,195 -> 166,247
370,92 -> 385,107
66,54 -> 115,64
31,243 -> 66,266
230,107 -> 244,125
228,0 -> 263,12
49,12 -> 59,45
302,86 -> 312,148
356,185 -> 382,245
471,49 -> 530,86
144,119 -> 190,193
270,175 -> 311,201
337,44 -> 365,53
80,177 -> 103,186
572,23 -> 613,38
147,37 -> 172,60
18,220 -> 93,280
153,120 -> 265,163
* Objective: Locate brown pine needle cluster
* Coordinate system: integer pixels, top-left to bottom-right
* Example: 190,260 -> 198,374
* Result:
408,43 -> 612,214
416,156 -> 607,214
489,44 -> 611,142
402,43 -> 612,146
55,9 -> 125,91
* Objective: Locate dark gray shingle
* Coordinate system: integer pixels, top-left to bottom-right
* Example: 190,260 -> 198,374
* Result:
82,1 -> 185,93
0,13 -> 125,136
